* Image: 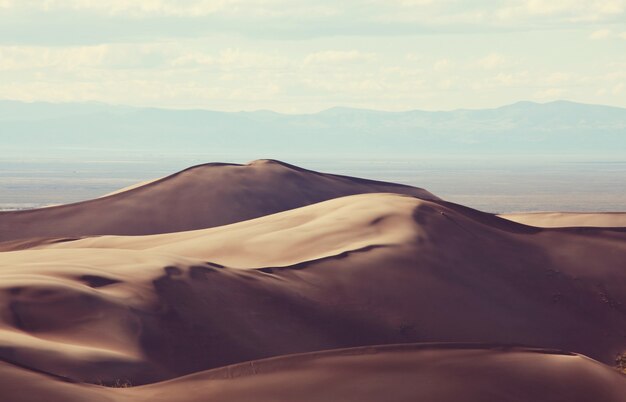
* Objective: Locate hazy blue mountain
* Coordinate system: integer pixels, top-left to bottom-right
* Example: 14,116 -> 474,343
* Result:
1,100 -> 624,160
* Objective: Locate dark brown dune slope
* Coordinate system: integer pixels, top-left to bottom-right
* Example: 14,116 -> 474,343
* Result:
0,159 -> 437,242
1,194 -> 625,386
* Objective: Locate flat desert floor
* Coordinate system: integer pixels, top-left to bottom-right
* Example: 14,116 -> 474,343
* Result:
0,160 -> 625,401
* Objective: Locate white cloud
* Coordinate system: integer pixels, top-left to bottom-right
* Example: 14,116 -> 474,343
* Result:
534,88 -> 563,99
544,72 -> 573,85
8,0 -> 221,16
170,52 -> 214,68
3,38 -> 624,112
590,29 -> 611,39
217,48 -> 289,70
1,2 -> 625,111
0,46 -> 103,71
303,51 -> 376,65
2,0 -> 339,18
497,0 -> 625,22
405,53 -> 422,61
0,44 -> 170,71
433,59 -> 450,71
598,0 -> 626,14
0,0 -> 624,47
524,0 -> 572,15
438,78 -> 454,90
490,71 -> 530,87
379,0 -> 434,6
476,53 -> 507,70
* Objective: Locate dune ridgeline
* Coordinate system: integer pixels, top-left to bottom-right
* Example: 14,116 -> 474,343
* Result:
0,159 -> 625,402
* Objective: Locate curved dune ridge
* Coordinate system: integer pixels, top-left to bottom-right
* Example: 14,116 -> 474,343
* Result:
0,160 -> 625,400
0,159 -> 438,243
34,193 -> 422,267
501,211 -> 626,228
1,196 -> 625,384
1,344 -> 625,402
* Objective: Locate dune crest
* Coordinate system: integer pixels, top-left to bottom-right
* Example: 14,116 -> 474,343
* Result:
1,344 -> 625,402
501,211 -> 626,228
0,159 -> 438,243
0,192 -> 625,387
35,193 -> 422,267
1,161 -> 625,400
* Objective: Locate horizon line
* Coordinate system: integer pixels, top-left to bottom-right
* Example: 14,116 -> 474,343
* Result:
1,98 -> 625,116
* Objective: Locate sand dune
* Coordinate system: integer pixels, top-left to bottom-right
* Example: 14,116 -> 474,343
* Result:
1,161 -> 624,400
0,193 -> 625,387
2,344 -> 625,402
501,211 -> 626,228
0,159 -> 437,243
35,193 -> 421,267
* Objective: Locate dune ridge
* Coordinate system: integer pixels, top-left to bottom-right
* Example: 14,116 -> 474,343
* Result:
1,193 -> 625,386
1,343 -> 625,402
0,161 -> 625,401
501,211 -> 626,228
0,159 -> 438,243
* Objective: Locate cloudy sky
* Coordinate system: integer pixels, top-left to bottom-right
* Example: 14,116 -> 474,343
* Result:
1,0 -> 625,112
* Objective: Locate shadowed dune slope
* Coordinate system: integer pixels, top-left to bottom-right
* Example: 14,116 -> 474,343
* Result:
1,194 -> 625,386
1,344 -> 625,402
0,159 -> 438,242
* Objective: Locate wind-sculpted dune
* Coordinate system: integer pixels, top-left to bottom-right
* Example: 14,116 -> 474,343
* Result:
0,159 -> 437,243
0,161 -> 624,401
2,344 -> 626,402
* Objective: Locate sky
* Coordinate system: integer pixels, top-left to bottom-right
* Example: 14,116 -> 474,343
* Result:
0,0 -> 625,113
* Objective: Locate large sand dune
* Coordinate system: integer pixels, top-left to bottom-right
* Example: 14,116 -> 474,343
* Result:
2,344 -> 625,402
0,159 -> 437,243
0,161 -> 624,400
1,194 -> 625,384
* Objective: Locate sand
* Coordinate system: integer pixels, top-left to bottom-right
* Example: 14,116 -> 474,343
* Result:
0,160 -> 624,400
2,344 -> 626,402
0,159 -> 438,243
501,212 -> 626,228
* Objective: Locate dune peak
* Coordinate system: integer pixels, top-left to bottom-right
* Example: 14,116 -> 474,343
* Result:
1,160 -> 625,401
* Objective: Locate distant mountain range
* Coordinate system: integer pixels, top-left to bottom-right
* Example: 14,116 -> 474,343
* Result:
1,100 -> 625,159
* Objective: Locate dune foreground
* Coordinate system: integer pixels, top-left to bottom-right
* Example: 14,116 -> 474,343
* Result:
0,160 -> 625,401
2,344 -> 626,402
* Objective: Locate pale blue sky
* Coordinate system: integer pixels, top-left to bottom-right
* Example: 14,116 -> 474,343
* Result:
0,0 -> 625,112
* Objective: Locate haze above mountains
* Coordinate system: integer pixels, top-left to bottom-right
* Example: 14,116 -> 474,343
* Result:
2,100 -> 625,159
